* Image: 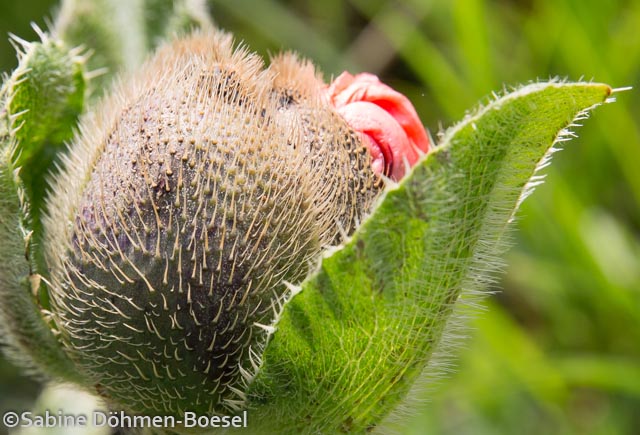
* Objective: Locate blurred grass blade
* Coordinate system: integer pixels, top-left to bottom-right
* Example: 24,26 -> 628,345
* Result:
451,0 -> 495,94
144,0 -> 213,50
55,0 -> 214,98
555,355 -> 640,397
54,0 -> 147,95
349,0 -> 473,119
210,0 -> 351,72
248,81 -> 611,434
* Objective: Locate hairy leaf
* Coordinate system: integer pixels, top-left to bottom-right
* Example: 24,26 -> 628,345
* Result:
247,81 -> 612,434
2,31 -> 86,260
0,31 -> 87,382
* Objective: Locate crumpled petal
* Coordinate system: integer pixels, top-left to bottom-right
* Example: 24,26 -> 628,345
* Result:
326,72 -> 430,179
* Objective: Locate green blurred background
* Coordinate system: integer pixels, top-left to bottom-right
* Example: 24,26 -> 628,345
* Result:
1,0 -> 638,434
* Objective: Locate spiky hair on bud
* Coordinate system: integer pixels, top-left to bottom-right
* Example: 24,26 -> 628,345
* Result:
42,29 -> 382,416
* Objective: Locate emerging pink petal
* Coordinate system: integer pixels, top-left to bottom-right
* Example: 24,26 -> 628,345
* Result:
326,72 -> 430,180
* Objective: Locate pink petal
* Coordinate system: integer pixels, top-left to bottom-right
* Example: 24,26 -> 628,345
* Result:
326,72 -> 430,180
337,101 -> 419,180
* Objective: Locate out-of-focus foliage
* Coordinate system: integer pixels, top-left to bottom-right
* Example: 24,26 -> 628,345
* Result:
0,0 -> 638,434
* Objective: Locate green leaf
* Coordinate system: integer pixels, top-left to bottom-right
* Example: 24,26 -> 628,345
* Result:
0,147 -> 81,383
247,81 -> 612,434
0,31 -> 87,383
2,30 -> 87,280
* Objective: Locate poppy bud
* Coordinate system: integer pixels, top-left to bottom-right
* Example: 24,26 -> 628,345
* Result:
43,30 -> 387,416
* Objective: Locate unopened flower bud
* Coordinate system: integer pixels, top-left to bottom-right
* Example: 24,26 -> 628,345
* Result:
42,30 -> 429,416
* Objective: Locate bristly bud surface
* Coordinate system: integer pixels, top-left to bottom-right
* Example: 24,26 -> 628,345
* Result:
43,30 -> 381,415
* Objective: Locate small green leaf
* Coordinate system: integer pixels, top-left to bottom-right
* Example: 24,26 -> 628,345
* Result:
2,30 -> 87,279
0,30 -> 87,383
0,147 -> 81,383
247,81 -> 612,434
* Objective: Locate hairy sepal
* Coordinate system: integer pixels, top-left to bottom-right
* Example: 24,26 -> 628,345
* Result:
0,148 -> 80,382
247,81 -> 612,434
0,30 -> 87,382
4,30 -> 87,266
